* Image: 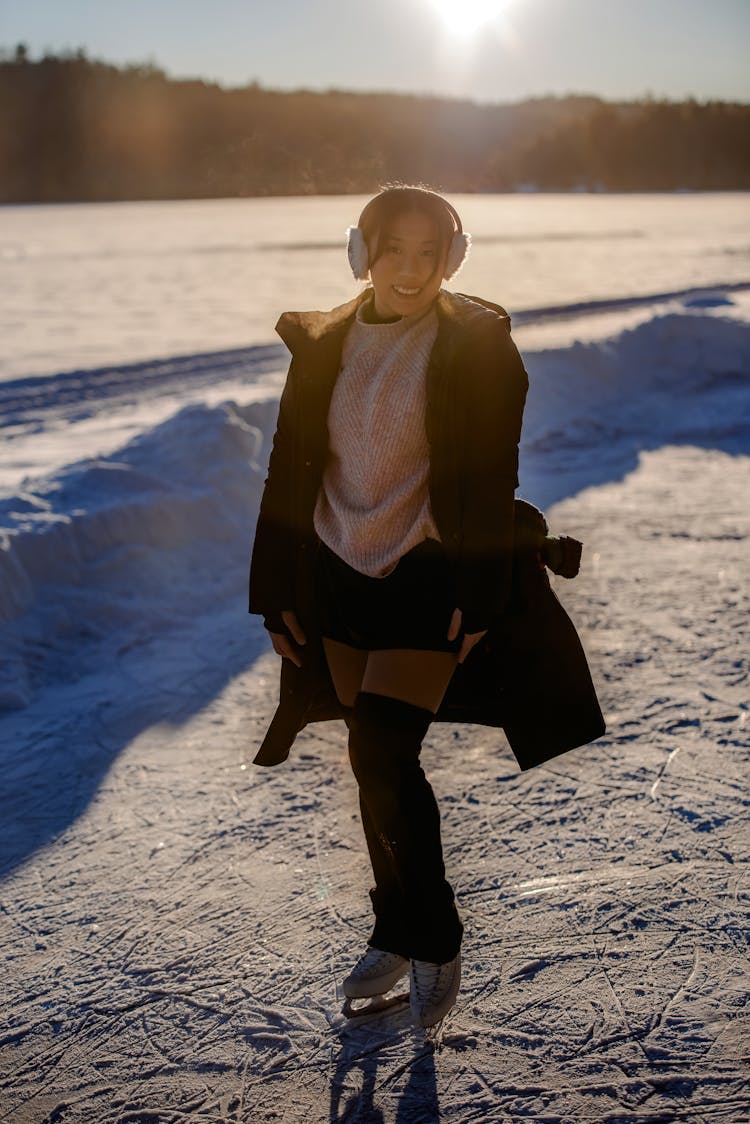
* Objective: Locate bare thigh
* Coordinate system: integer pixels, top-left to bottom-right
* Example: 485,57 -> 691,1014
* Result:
322,638 -> 368,708
322,638 -> 459,714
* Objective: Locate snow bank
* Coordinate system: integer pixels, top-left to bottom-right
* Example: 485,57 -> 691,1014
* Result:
0,304 -> 747,711
0,398 -> 279,707
519,306 -> 750,506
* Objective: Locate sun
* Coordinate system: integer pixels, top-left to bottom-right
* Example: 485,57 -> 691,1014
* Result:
433,0 -> 511,34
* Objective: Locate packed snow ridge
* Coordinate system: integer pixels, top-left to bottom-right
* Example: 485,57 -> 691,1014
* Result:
0,305 -> 748,711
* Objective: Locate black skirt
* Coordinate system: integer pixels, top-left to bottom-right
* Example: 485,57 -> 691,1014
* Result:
314,537 -> 463,653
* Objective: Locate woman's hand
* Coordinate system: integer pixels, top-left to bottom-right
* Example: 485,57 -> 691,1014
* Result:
268,610 -> 307,668
447,608 -> 488,665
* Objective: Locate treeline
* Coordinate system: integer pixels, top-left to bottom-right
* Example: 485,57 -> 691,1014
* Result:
1,46 -> 749,202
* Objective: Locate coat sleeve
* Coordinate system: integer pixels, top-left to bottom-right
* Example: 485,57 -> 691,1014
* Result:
456,317 -> 529,632
248,358 -> 300,619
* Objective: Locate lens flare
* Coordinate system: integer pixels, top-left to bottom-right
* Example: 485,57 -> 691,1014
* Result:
433,0 -> 510,34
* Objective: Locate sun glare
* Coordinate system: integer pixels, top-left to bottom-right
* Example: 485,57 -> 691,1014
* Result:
433,0 -> 511,34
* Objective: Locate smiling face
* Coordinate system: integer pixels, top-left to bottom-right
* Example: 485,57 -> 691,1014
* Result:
368,209 -> 446,321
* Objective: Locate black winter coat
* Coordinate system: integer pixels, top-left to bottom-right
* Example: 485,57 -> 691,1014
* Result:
248,288 -> 605,770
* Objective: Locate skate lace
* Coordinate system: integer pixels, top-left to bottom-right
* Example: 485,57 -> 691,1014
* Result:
412,961 -> 448,1002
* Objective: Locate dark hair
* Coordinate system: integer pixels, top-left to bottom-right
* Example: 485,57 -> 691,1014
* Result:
357,185 -> 461,274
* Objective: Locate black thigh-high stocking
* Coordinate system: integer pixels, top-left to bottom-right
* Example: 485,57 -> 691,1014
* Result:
348,690 -> 463,964
340,702 -> 397,946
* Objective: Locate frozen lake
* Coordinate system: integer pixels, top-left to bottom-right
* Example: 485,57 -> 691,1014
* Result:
2,192 -> 749,379
1,193 -> 749,1118
1,192 -> 749,1119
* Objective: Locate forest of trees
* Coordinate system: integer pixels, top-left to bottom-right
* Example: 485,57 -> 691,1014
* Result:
1,46 -> 749,203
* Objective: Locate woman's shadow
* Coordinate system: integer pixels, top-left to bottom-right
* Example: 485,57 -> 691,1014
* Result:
329,1013 -> 442,1123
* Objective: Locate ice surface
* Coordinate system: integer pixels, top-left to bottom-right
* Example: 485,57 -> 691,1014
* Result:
2,193 -> 748,379
0,283 -> 748,1121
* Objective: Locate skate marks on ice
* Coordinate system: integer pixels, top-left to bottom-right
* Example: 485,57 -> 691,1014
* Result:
2,445 -> 748,1121
0,681 -> 442,1123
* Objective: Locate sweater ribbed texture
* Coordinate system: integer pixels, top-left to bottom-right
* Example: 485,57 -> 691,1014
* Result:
313,300 -> 441,577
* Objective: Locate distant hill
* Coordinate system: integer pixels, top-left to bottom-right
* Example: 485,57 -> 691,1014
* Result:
1,47 -> 748,202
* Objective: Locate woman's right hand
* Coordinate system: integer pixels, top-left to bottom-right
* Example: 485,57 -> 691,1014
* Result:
268,610 -> 307,668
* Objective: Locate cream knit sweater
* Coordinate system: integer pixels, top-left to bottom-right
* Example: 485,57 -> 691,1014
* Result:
313,299 -> 441,577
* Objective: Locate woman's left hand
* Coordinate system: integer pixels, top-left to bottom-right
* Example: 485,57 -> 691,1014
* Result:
447,608 -> 488,665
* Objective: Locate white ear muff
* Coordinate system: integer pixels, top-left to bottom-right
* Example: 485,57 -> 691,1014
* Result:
443,230 -> 471,281
347,217 -> 471,282
346,226 -> 370,280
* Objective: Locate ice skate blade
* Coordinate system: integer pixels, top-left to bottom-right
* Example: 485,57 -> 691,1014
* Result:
341,991 -> 410,1020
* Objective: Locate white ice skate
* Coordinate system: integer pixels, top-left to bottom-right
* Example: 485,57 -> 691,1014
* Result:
342,946 -> 410,999
409,952 -> 461,1027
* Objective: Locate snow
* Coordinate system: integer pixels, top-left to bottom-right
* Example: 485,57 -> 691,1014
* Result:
1,273 -> 749,1119
3,193 -> 748,380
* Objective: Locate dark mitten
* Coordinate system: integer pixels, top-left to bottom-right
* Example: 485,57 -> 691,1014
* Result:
541,535 -> 582,578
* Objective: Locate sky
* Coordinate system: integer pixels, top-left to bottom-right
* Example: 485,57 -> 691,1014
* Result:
1,0 -> 749,104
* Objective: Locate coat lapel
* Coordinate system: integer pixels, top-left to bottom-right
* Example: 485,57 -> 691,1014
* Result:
276,292 -> 367,461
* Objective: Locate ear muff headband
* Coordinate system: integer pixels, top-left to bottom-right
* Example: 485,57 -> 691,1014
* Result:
346,226 -> 370,281
346,191 -> 471,282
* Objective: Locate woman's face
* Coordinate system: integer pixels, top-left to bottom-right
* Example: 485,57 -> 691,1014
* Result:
368,209 -> 446,320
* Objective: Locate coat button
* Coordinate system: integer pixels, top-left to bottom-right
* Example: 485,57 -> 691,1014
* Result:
304,460 -> 311,467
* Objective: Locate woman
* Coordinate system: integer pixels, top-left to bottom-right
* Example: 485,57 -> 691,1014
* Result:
250,185 -> 533,1026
